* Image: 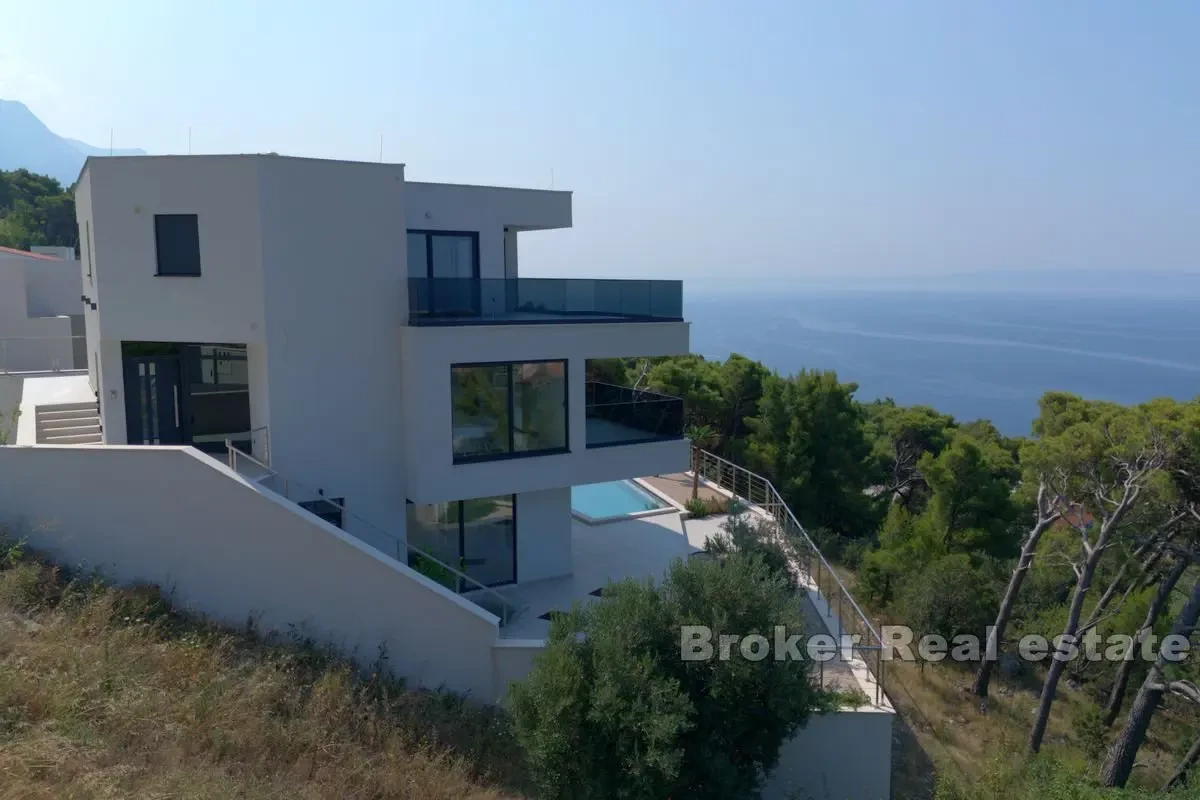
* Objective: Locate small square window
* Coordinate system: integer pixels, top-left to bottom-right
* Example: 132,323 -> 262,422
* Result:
154,214 -> 201,276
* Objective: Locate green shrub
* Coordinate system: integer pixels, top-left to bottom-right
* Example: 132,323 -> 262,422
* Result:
510,553 -> 818,799
895,554 -> 997,643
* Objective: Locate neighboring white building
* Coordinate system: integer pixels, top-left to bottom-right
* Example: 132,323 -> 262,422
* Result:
74,152 -> 690,625
0,245 -> 85,372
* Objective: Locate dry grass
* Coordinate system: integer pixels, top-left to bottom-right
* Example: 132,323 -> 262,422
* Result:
0,540 -> 529,799
876,619 -> 1196,797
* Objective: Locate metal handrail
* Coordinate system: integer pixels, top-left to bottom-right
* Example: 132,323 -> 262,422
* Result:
225,442 -> 523,627
585,381 -> 681,403
694,447 -> 886,704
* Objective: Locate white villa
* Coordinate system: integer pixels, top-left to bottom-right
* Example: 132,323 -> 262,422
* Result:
0,153 -> 893,799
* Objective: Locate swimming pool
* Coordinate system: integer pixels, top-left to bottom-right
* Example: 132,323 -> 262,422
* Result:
571,480 -> 669,521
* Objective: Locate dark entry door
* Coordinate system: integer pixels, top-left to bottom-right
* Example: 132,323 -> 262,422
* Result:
123,356 -> 183,445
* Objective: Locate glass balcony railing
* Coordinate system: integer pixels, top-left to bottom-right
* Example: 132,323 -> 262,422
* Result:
408,278 -> 683,325
585,381 -> 684,448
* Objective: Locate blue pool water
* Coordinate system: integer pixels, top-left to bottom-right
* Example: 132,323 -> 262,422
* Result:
571,480 -> 667,519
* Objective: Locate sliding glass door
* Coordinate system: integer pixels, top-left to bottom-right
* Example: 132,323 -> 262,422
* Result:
407,495 -> 517,589
407,230 -> 480,316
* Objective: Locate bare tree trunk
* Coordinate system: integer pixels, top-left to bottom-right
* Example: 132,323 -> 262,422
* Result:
1080,532 -> 1161,634
1103,555 -> 1188,727
1101,579 -> 1200,787
1163,730 -> 1200,792
1029,486 -> 1142,753
1028,554 -> 1101,752
973,482 -> 1060,699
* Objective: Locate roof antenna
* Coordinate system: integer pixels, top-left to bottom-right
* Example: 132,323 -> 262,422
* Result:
109,128 -> 113,156
550,168 -> 555,189
188,127 -> 192,155
379,134 -> 384,163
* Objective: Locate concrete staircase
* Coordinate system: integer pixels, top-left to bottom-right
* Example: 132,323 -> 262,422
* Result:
36,402 -> 101,445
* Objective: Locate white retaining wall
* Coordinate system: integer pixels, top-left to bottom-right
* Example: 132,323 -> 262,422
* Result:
763,708 -> 894,800
0,445 -> 504,700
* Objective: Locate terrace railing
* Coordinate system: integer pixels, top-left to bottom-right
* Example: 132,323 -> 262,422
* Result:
585,381 -> 684,447
408,277 -> 683,325
694,448 -> 887,705
225,442 -> 524,627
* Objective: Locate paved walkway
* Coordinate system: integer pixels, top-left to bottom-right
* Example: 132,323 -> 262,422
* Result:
642,472 -> 726,506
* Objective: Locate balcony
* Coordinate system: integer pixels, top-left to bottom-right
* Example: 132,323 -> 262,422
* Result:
585,382 -> 683,448
408,278 -> 683,326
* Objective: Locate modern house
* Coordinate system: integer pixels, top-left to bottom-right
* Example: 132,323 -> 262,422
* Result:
0,152 -> 892,798
72,152 -> 690,625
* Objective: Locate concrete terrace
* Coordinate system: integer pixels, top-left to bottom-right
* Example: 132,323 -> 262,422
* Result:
493,472 -> 887,706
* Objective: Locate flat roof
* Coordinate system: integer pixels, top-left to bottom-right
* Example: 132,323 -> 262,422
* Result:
76,152 -> 408,185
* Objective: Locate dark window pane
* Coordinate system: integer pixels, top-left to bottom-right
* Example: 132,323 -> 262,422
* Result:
154,214 -> 201,276
406,232 -> 427,278
452,364 -> 510,460
406,502 -> 461,590
186,345 -> 250,446
430,234 -> 475,278
512,361 -> 567,453
462,495 -> 515,586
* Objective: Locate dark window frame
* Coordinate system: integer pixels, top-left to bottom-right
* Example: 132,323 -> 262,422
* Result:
406,495 -> 518,589
153,214 -> 202,277
407,229 -> 481,316
406,229 -> 481,279
451,358 -> 570,465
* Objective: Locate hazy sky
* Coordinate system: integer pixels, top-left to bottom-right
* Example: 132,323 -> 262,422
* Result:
2,1 -> 1197,284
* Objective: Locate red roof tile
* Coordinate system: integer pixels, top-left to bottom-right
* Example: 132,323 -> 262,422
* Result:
0,245 -> 62,261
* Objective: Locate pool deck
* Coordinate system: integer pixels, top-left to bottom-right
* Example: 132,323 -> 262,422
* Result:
641,471 -> 727,506
495,510 -> 698,639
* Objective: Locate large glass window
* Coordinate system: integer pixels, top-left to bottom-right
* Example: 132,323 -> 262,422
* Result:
407,495 -> 516,588
452,364 -> 510,460
513,361 -> 567,453
452,361 -> 567,463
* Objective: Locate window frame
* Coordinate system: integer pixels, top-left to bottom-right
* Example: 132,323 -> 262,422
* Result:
451,358 -> 570,465
153,213 -> 202,277
406,229 -> 481,279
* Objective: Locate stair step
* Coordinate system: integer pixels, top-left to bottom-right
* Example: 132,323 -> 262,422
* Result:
38,423 -> 100,436
36,410 -> 98,422
41,432 -> 102,444
36,401 -> 97,414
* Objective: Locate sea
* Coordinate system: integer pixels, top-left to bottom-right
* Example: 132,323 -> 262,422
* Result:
685,289 -> 1200,437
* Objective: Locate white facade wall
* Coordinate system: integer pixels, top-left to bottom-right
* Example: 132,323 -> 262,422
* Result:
78,155 -> 410,546
400,321 -> 691,505
763,709 -> 894,800
0,445 -> 504,699
256,157 -> 408,543
81,156 -> 267,345
405,182 -> 571,280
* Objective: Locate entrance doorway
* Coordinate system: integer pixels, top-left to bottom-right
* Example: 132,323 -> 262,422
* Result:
121,342 -> 251,455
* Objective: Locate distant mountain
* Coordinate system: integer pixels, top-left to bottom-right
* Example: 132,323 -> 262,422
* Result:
0,100 -> 145,186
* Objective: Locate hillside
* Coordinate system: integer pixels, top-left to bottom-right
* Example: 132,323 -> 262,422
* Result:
0,99 -> 145,186
0,539 -> 527,798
